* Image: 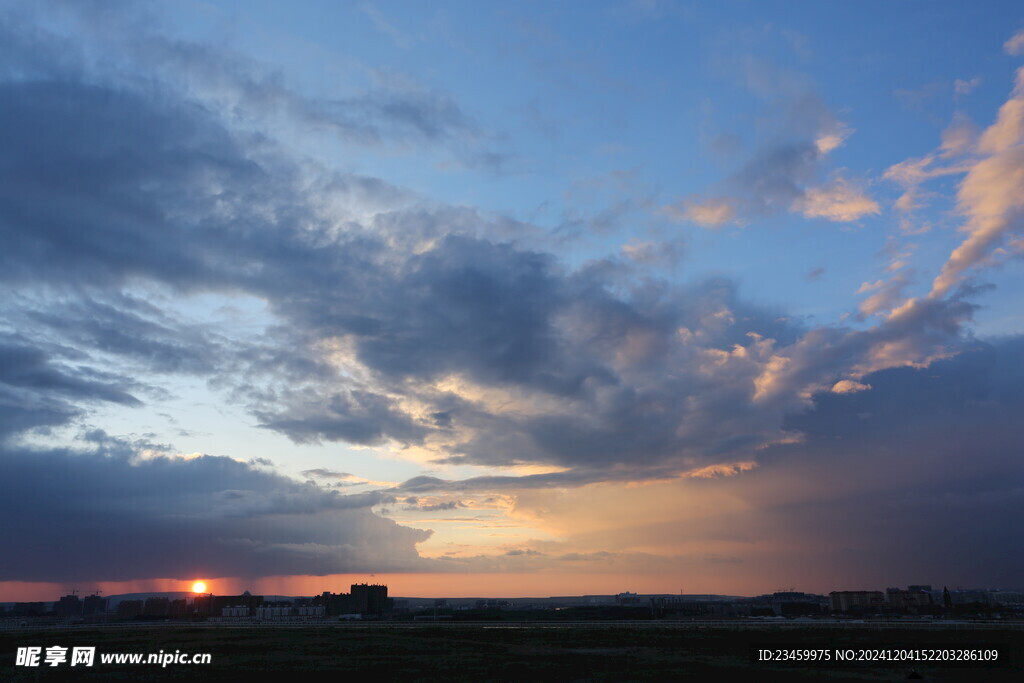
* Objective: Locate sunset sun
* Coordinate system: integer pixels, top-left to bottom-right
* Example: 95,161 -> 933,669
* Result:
191,581 -> 207,593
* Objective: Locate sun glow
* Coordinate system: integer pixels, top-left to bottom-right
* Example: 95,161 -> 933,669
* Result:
191,581 -> 207,593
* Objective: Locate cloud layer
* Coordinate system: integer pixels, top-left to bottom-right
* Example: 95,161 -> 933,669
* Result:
2,4 -> 1023,589
0,435 -> 430,581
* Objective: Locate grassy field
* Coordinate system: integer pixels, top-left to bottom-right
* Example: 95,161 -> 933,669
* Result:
2,624 -> 1021,681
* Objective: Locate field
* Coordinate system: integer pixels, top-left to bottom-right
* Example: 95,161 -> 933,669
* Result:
2,623 -> 1021,681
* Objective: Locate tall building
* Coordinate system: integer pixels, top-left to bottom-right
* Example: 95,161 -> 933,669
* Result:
55,594 -> 83,617
885,587 -> 932,612
752,591 -> 828,616
143,597 -> 170,616
169,599 -> 189,618
191,594 -> 212,616
82,594 -> 108,616
350,583 -> 388,616
315,591 -> 353,615
117,600 -> 144,619
313,584 -> 393,617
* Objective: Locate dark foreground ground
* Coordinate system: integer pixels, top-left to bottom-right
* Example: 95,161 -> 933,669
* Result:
2,624 -> 1021,682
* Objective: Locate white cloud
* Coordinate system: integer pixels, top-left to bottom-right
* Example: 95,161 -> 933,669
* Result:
931,66 -> 1024,297
814,124 -> 853,155
856,280 -> 884,294
858,274 -> 910,318
795,176 -> 880,222
1004,30 -> 1024,55
884,65 -> 1024,300
831,380 -> 871,393
664,197 -> 738,228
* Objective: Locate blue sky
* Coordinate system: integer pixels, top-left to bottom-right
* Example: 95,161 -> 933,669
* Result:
170,0 -> 1024,328
2,0 -> 1024,598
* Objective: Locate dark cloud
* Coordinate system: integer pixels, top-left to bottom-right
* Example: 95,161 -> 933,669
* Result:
0,439 -> 431,582
756,337 -> 1024,586
22,296 -> 219,375
403,500 -> 461,512
0,338 -> 140,439
0,342 -> 138,406
253,388 -> 430,446
780,338 -> 1024,457
397,471 -> 623,493
301,469 -> 354,480
335,236 -> 609,396
482,338 -> 1024,587
0,79 -> 259,289
730,141 -> 820,214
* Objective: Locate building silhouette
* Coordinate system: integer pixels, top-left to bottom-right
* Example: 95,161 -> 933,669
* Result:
82,594 -> 108,616
315,584 -> 390,617
350,583 -> 388,616
829,591 -> 885,613
143,597 -> 170,617
211,591 -> 263,616
55,594 -> 83,617
117,600 -> 144,619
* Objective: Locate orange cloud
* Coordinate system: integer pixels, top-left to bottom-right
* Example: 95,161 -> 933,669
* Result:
795,176 -> 880,222
663,197 -> 738,228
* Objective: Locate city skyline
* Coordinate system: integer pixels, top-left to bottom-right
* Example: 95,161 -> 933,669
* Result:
5,574 -> 1024,605
3,1 -> 1024,602
8,581 -> 1024,602
10,583 -> 1024,630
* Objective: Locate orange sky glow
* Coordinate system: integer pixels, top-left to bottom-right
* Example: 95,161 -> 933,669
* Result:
0,572 -> 780,603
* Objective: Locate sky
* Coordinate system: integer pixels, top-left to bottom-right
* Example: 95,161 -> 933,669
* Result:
2,0 -> 1024,601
